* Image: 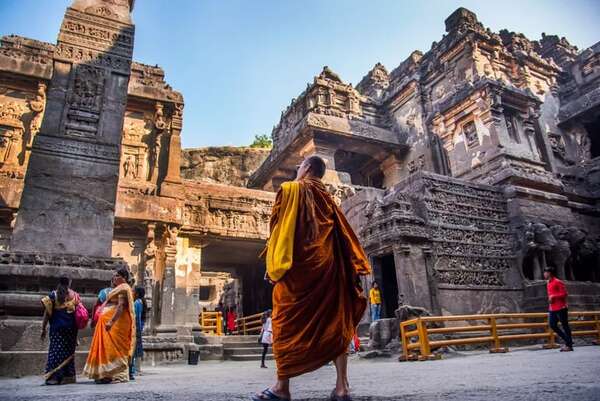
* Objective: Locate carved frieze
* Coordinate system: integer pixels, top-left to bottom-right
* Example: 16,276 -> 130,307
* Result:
63,65 -> 105,138
436,269 -> 505,286
54,42 -> 132,73
33,134 -> 120,163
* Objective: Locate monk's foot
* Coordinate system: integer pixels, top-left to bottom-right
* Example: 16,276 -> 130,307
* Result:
329,387 -> 352,401
251,388 -> 291,401
330,389 -> 353,401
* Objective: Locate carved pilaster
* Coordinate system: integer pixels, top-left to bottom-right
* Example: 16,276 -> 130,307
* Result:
160,102 -> 184,199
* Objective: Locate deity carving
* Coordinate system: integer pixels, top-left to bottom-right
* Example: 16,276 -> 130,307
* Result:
165,224 -> 179,247
154,102 -> 168,131
122,154 -> 138,179
64,65 -> 105,137
0,102 -> 26,166
28,82 -> 46,139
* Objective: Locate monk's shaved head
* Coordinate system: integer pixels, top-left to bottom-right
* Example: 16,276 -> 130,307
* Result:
305,156 -> 326,178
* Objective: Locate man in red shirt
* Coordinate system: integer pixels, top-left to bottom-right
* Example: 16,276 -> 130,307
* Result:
544,267 -> 573,352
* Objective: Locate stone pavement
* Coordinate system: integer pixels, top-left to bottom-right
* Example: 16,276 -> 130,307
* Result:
1,346 -> 599,401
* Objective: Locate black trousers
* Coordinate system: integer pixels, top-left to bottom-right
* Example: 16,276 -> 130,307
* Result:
549,308 -> 573,347
261,343 -> 269,366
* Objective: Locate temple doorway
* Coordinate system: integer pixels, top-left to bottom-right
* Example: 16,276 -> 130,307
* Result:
373,254 -> 399,318
584,115 -> 600,158
201,238 -> 272,316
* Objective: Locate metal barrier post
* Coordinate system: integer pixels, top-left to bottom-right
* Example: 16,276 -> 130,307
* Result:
400,322 -> 409,361
216,312 -> 222,336
489,317 -> 508,353
595,313 -> 600,345
416,318 -> 431,360
543,314 -> 559,349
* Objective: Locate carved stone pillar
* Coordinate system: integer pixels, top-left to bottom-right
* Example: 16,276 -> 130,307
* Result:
150,102 -> 166,184
11,0 -> 135,257
141,222 -> 157,328
392,244 -> 434,312
157,224 -> 179,336
160,102 -> 184,199
381,154 -> 403,188
301,137 -> 351,185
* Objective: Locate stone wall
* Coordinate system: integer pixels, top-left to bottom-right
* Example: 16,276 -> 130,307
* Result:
181,147 -> 270,187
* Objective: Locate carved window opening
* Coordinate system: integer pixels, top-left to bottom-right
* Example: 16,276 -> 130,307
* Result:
462,121 -> 479,149
333,149 -> 384,189
504,109 -> 521,143
584,116 -> 600,159
199,285 -> 215,302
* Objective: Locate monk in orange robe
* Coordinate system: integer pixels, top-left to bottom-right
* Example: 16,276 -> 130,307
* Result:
253,156 -> 371,401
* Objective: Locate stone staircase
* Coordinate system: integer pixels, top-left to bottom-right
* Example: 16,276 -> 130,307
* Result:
222,335 -> 274,362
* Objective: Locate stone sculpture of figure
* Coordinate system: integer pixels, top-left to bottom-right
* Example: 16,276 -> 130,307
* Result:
549,225 -> 572,280
28,82 -> 46,139
123,155 -> 137,179
523,222 -> 558,280
166,224 -> 179,247
566,227 -> 600,282
220,281 -> 237,309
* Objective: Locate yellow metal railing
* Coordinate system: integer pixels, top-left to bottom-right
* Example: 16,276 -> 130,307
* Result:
400,311 -> 600,361
200,311 -> 223,336
232,312 -> 264,335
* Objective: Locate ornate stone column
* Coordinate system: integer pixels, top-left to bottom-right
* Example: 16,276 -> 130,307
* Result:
11,0 -> 135,257
160,102 -> 184,199
301,137 -> 352,185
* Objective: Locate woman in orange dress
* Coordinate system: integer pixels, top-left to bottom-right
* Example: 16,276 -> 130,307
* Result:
83,268 -> 135,383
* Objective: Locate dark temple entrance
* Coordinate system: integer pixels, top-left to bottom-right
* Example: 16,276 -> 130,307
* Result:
376,254 -> 399,318
584,115 -> 600,158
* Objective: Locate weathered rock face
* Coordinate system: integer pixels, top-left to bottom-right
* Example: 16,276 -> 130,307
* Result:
181,147 -> 270,187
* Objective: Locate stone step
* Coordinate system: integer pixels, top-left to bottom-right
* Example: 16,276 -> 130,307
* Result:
221,335 -> 260,343
228,354 -> 274,362
224,347 -> 268,356
222,341 -> 263,349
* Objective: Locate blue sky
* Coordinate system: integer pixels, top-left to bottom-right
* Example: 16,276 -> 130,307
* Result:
1,1 -> 599,148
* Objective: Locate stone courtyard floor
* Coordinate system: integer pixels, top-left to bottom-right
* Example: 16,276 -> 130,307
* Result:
1,346 -> 599,401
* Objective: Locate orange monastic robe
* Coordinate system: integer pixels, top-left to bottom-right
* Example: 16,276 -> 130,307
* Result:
268,177 -> 371,379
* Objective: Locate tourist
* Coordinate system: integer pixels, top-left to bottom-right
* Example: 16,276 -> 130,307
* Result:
369,282 -> 382,321
92,285 -> 112,328
226,306 -> 237,335
41,276 -> 80,385
129,286 -> 147,380
259,310 -> 273,368
83,268 -> 136,383
253,156 -> 371,401
216,302 -> 225,335
545,267 -> 573,352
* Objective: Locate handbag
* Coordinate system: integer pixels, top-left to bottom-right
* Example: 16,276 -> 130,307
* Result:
74,294 -> 89,330
75,302 -> 89,330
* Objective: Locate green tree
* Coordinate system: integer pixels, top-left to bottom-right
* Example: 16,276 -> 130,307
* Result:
249,134 -> 272,148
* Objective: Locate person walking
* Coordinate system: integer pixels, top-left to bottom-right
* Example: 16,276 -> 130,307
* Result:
129,286 -> 147,380
259,310 -> 273,368
41,276 -> 80,385
84,268 -> 136,383
545,267 -> 573,352
369,282 -> 382,321
253,156 -> 371,401
226,307 -> 237,335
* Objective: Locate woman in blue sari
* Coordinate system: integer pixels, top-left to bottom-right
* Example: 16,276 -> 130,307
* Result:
41,276 -> 80,385
129,286 -> 146,380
